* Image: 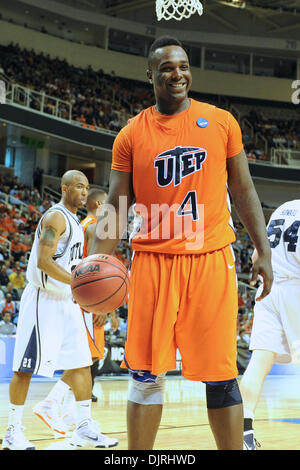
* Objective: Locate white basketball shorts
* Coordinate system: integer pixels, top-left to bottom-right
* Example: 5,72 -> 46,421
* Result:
13,283 -> 92,377
249,278 -> 300,364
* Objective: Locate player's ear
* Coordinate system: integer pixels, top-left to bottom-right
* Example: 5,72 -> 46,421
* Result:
147,69 -> 153,84
61,184 -> 67,195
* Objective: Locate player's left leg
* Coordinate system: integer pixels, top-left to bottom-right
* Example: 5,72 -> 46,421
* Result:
240,349 -> 275,417
47,299 -> 118,450
176,246 -> 243,449
239,349 -> 275,449
205,379 -> 243,450
91,359 -> 100,402
33,375 -> 71,437
240,280 -> 293,449
65,366 -> 92,401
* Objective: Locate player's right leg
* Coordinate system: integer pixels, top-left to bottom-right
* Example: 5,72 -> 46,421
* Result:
127,371 -> 165,450
2,284 -> 39,450
120,252 -> 179,450
239,349 -> 275,449
2,371 -> 34,450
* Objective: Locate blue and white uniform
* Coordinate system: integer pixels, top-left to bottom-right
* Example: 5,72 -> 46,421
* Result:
250,200 -> 300,364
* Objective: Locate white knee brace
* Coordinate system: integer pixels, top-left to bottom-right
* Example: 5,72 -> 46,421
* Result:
128,373 -> 166,405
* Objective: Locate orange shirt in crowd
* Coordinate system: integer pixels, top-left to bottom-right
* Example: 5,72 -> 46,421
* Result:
11,241 -> 29,253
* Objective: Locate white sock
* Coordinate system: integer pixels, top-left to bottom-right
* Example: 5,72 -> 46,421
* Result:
76,399 -> 92,426
244,408 -> 255,420
62,388 -> 76,416
45,379 -> 70,405
8,403 -> 24,427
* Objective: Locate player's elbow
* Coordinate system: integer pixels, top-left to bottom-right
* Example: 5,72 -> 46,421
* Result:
37,258 -> 44,271
37,256 -> 49,272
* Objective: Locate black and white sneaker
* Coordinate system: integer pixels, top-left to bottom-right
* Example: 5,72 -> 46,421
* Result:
243,430 -> 261,450
2,424 -> 35,450
47,419 -> 118,450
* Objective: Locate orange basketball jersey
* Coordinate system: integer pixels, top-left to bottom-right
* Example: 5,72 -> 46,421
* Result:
111,99 -> 243,254
81,215 -> 98,258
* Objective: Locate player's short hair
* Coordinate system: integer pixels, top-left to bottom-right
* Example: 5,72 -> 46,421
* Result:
87,188 -> 107,203
148,35 -> 185,69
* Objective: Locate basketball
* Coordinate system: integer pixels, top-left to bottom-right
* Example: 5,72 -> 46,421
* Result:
71,254 -> 129,314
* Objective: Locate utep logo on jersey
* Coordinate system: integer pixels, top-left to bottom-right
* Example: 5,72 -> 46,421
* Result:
154,146 -> 207,187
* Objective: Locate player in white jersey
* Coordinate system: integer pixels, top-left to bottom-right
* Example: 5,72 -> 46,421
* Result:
239,199 -> 300,450
1,170 -> 118,450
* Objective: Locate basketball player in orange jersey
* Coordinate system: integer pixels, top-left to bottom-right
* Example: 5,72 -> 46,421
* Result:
90,36 -> 273,450
81,188 -> 120,401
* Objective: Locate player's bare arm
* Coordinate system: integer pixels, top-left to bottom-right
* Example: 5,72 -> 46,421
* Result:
37,211 -> 72,284
85,223 -> 96,256
227,149 -> 273,300
90,170 -> 134,255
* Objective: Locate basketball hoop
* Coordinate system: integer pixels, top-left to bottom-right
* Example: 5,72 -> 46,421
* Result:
156,0 -> 203,21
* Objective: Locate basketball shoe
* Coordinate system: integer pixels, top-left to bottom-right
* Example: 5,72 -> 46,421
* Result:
2,424 -> 35,450
243,430 -> 261,450
46,419 -> 118,450
33,399 -> 68,437
61,411 -> 76,435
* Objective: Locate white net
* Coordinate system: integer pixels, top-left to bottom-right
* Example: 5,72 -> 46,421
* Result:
156,0 -> 203,21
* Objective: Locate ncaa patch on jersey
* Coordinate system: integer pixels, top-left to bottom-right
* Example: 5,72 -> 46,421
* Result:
197,118 -> 209,128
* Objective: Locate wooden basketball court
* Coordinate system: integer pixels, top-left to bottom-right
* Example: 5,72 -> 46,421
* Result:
1,374 -> 300,451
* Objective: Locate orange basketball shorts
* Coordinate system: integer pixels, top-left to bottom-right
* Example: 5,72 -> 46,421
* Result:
121,245 -> 239,381
82,311 -> 105,361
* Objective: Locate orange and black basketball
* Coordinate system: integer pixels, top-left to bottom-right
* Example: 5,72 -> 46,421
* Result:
71,254 -> 129,314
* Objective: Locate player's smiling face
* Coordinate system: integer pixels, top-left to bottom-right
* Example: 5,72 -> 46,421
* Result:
147,45 -> 192,113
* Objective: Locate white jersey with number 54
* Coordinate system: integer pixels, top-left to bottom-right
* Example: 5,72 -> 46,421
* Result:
267,199 -> 300,281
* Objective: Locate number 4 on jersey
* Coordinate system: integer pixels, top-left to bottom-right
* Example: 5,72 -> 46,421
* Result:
267,219 -> 300,252
177,191 -> 199,221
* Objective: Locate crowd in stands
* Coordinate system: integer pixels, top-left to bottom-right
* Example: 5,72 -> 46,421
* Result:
0,172 -> 57,334
2,42 -> 300,164
246,109 -> 300,153
0,42 -> 152,132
